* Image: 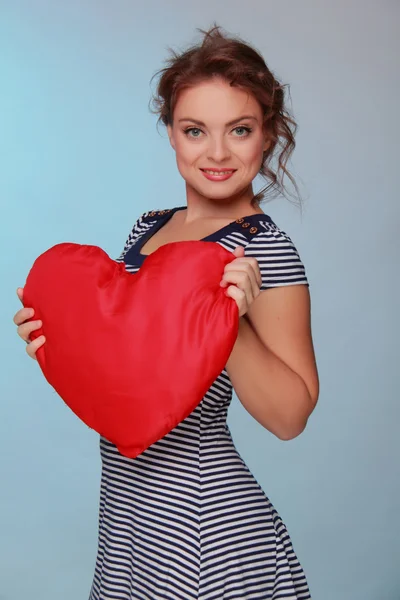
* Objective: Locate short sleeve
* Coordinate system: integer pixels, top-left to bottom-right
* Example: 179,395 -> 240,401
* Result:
115,212 -> 151,263
244,223 -> 308,291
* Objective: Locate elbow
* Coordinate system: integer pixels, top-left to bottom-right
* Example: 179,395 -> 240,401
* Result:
276,417 -> 308,441
276,388 -> 318,442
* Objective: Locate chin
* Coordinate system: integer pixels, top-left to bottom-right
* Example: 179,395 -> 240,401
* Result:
187,179 -> 246,200
199,187 -> 240,202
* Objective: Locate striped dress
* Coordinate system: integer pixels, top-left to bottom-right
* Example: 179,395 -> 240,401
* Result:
89,207 -> 311,600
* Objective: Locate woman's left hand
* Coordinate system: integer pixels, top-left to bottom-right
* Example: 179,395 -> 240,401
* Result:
220,246 -> 262,317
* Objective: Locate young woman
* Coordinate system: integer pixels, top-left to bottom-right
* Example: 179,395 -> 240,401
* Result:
13,25 -> 319,600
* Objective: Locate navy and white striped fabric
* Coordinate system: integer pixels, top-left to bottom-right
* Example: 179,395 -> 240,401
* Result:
89,208 -> 310,600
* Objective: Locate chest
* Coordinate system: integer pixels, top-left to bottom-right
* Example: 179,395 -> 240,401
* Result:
139,216 -> 235,257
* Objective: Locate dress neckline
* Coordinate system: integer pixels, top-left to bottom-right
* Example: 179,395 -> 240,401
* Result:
137,206 -> 273,259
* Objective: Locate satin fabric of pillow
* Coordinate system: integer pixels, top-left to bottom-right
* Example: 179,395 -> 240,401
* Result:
23,240 -> 239,457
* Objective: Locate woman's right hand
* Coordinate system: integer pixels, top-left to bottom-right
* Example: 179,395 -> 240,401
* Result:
13,287 -> 45,360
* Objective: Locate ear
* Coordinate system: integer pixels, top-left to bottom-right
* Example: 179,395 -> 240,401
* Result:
167,124 -> 176,151
263,136 -> 271,153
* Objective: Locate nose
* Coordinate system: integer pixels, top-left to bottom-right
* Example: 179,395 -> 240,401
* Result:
207,136 -> 231,163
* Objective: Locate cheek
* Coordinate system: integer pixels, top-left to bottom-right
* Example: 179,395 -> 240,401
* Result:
174,138 -> 199,168
243,138 -> 265,170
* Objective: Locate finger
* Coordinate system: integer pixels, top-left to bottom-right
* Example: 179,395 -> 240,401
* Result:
222,266 -> 260,300
233,246 -> 245,259
17,320 -> 42,342
226,257 -> 262,289
16,287 -> 24,303
225,285 -> 247,317
13,307 -> 34,326
246,257 -> 262,288
26,335 -> 45,360
221,271 -> 255,308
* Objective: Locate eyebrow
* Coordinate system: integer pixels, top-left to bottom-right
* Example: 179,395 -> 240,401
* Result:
178,115 -> 258,127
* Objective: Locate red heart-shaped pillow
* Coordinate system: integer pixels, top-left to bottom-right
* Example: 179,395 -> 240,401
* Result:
23,241 -> 238,457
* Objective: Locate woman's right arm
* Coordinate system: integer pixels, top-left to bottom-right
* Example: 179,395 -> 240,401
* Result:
15,211 -> 151,360
13,287 -> 45,360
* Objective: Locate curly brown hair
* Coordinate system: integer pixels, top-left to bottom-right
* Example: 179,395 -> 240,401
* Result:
149,23 -> 301,206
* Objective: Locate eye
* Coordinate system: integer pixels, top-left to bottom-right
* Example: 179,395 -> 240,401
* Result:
183,125 -> 253,139
232,126 -> 252,137
183,127 -> 203,138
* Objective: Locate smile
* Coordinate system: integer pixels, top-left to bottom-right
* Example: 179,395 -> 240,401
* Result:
200,169 -> 237,181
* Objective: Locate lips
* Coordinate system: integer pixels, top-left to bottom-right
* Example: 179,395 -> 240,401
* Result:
200,168 -> 237,182
201,169 -> 236,174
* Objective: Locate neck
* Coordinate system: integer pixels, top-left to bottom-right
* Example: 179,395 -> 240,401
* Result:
183,182 -> 263,222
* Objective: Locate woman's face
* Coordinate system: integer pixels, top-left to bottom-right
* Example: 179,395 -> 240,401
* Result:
167,78 -> 269,202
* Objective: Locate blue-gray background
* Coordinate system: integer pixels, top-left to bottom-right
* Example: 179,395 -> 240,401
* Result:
1,1 -> 399,598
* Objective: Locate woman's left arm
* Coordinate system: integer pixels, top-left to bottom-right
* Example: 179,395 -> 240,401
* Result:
222,246 -> 319,441
226,285 -> 319,440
